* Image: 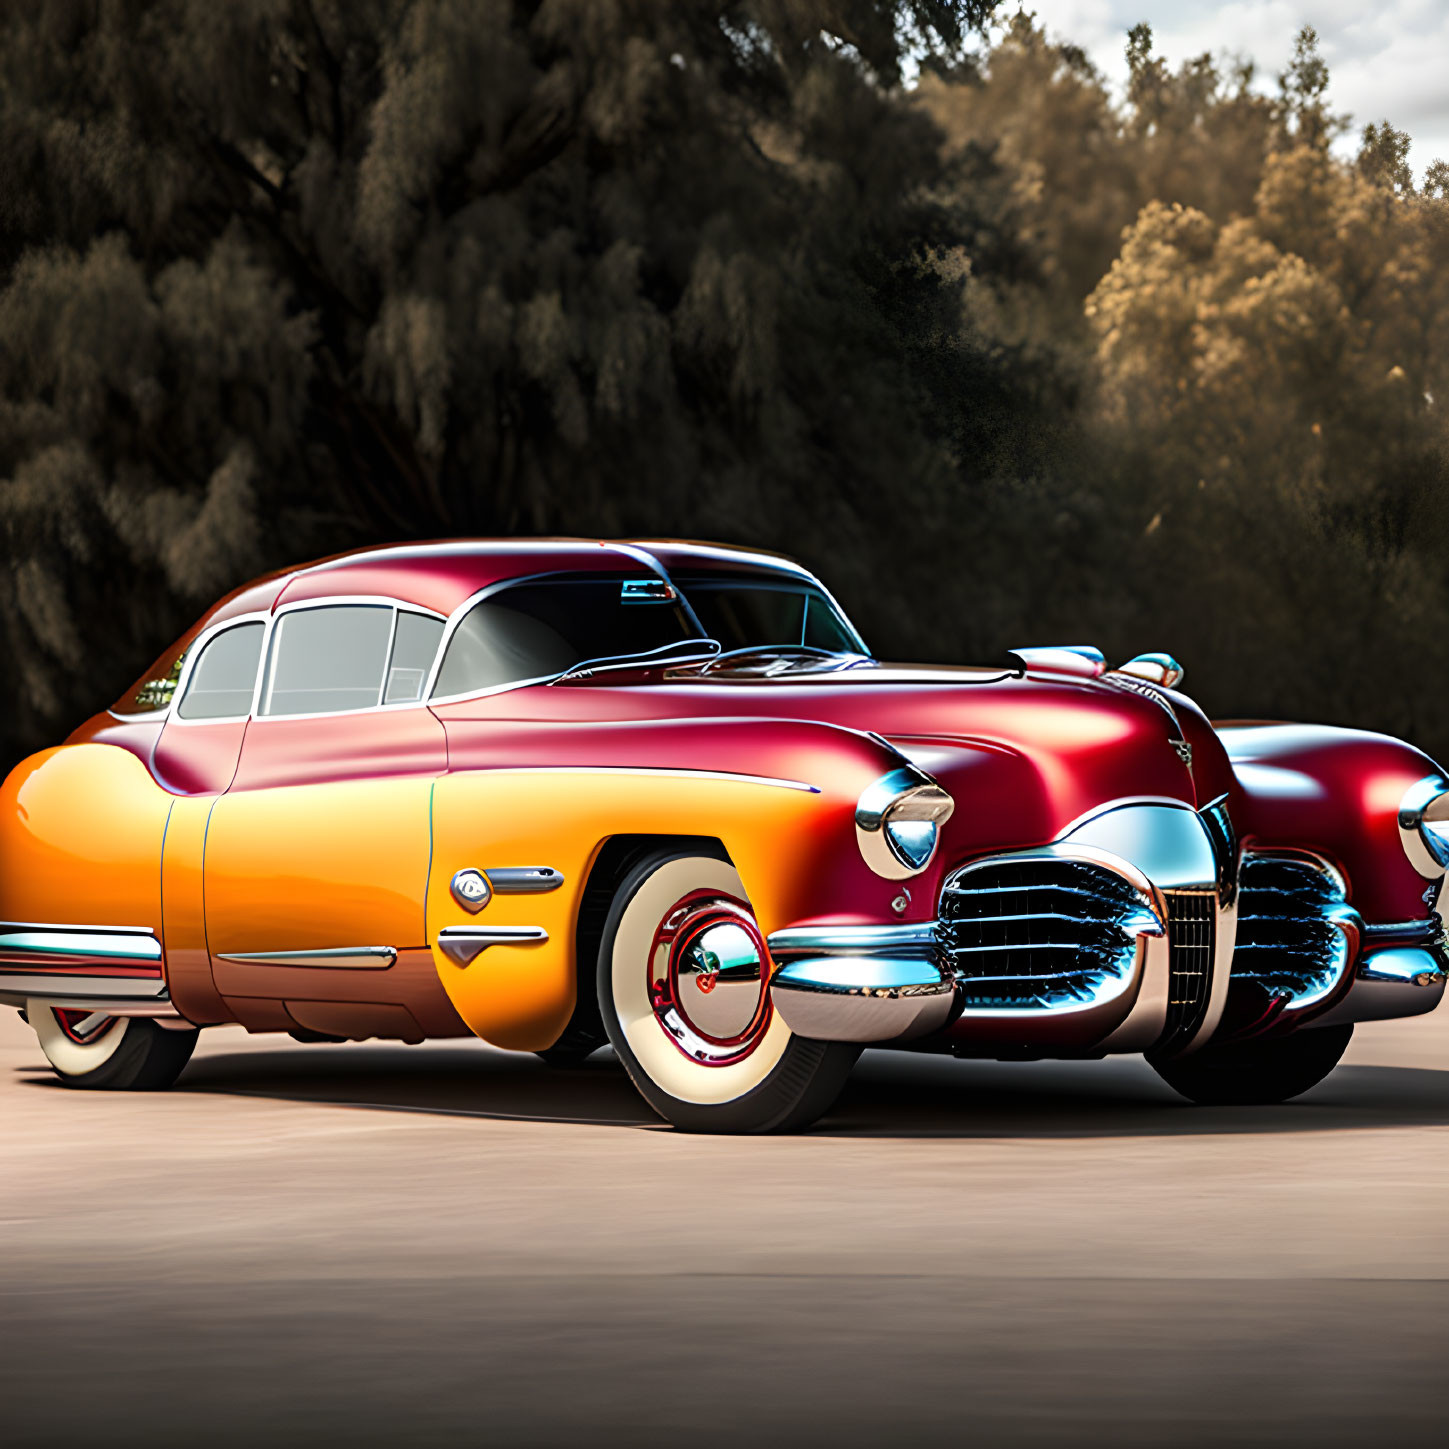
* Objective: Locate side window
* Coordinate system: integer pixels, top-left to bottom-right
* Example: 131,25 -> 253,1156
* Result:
176,623 -> 264,721
432,601 -> 577,697
383,612 -> 445,704
262,605 -> 393,717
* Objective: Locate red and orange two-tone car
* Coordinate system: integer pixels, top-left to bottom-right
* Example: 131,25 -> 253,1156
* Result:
3,539 -> 1447,1130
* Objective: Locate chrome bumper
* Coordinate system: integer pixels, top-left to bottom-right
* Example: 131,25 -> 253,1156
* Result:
1311,945 -> 1447,1027
768,801 -> 1235,1052
767,926 -> 954,1042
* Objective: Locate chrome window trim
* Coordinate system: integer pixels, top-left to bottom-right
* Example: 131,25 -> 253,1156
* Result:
164,611 -> 273,729
168,595 -> 450,728
256,594 -> 447,722
378,606 -> 402,707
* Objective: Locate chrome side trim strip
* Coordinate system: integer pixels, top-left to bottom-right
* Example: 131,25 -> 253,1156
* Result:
453,766 -> 819,793
485,867 -> 565,894
215,947 -> 398,969
437,926 -> 549,966
0,927 -> 163,963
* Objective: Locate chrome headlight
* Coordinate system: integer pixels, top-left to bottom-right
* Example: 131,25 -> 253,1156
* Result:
1398,776 -> 1449,878
855,766 -> 955,879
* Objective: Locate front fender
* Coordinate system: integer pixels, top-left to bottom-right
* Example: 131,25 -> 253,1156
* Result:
425,721 -> 908,1049
1221,722 -> 1444,920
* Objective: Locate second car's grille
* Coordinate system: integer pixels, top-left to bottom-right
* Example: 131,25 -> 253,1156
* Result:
1232,855 -> 1356,1009
937,858 -> 1159,1012
1158,891 -> 1216,1050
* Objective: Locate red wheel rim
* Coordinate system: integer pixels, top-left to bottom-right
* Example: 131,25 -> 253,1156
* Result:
646,890 -> 773,1066
51,1008 -> 120,1045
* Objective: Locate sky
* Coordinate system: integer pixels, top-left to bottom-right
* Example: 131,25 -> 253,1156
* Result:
1006,2 -> 1449,180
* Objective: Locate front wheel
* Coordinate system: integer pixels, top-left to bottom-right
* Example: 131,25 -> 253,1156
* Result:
28,1002 -> 199,1090
598,850 -> 858,1133
1150,1023 -> 1354,1105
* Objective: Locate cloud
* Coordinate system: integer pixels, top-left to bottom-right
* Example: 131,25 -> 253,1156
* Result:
1014,0 -> 1449,174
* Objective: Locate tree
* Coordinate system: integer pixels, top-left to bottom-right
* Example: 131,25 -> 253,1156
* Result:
0,0 -> 1002,767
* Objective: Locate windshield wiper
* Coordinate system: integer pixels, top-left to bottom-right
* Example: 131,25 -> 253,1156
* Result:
549,637 -> 723,684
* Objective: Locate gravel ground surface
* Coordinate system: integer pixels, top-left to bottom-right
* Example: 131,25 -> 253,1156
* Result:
3,1005 -> 1448,1447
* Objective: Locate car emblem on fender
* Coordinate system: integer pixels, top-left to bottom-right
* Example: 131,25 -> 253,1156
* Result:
1170,739 -> 1193,767
450,869 -> 491,913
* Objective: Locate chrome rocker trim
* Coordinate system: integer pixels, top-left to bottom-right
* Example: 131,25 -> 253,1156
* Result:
437,926 -> 549,966
215,947 -> 398,969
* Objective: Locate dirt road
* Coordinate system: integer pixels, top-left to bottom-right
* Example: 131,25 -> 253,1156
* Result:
3,1006 -> 1447,1447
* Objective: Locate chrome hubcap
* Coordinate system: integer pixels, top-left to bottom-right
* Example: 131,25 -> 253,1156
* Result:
648,894 -> 772,1065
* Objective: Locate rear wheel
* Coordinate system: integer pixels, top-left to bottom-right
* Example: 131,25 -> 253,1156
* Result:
29,1002 -> 199,1090
1150,1023 -> 1353,1105
597,850 -> 857,1133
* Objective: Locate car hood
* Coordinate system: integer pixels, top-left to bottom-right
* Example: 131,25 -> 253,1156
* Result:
439,661 -> 1235,855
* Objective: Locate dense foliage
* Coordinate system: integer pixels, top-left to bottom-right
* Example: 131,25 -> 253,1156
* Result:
2,3 -> 1447,769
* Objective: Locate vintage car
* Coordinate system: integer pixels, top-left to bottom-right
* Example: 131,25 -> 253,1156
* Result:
2,539 -> 1447,1130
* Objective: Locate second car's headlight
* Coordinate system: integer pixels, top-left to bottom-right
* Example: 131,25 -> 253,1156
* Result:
856,766 -> 955,879
1399,776 -> 1449,877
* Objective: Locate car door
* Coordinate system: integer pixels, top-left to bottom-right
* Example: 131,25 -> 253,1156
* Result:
201,600 -> 449,1024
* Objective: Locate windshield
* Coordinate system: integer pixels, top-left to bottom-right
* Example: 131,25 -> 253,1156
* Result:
431,573 -> 708,697
671,572 -> 867,655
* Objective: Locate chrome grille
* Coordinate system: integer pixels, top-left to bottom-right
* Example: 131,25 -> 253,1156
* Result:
1232,855 -> 1355,1008
1159,891 -> 1215,1049
937,858 -> 1158,1012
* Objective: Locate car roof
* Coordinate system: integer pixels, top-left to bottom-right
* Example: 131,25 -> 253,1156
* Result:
203,538 -> 815,626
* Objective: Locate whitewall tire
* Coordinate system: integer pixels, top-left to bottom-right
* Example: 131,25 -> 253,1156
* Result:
597,850 -> 858,1133
28,1002 -> 199,1089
